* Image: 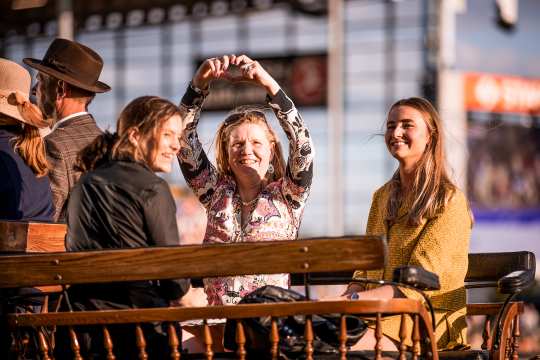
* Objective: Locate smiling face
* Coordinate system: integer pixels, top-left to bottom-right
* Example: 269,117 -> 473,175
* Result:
385,105 -> 431,169
227,122 -> 273,181
147,114 -> 182,173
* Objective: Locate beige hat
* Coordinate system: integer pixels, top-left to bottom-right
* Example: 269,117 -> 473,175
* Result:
0,57 -> 49,128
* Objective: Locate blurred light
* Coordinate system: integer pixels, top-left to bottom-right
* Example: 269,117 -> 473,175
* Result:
11,0 -> 47,10
44,20 -> 57,36
127,9 -> 144,27
85,14 -> 102,32
106,12 -> 123,30
192,2 -> 209,17
211,1 -> 228,16
169,5 -> 187,22
148,8 -> 165,24
496,0 -> 518,30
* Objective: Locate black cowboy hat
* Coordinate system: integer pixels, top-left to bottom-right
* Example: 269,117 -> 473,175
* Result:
23,38 -> 110,93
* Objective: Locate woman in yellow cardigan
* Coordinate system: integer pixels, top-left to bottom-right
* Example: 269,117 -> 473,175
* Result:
345,97 -> 472,351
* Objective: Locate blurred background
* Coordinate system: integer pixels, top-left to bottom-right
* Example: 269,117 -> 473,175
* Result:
1,0 -> 539,351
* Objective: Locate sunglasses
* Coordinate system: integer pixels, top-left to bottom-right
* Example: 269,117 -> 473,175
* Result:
223,108 -> 268,126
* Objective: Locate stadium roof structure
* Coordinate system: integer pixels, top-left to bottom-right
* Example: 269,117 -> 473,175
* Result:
1,0 -> 327,37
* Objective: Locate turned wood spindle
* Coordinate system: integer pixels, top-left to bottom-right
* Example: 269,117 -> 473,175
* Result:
481,316 -> 492,350
135,324 -> 148,360
236,320 -> 247,360
37,329 -> 51,360
511,314 -> 520,360
270,318 -> 279,360
304,316 -> 314,360
103,326 -> 115,360
398,314 -> 408,360
374,313 -> 382,360
168,323 -> 181,360
203,320 -> 214,360
339,314 -> 348,360
69,327 -> 83,360
412,314 -> 421,360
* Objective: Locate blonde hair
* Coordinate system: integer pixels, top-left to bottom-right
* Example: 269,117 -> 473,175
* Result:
215,107 -> 286,182
0,114 -> 48,177
385,97 -> 457,226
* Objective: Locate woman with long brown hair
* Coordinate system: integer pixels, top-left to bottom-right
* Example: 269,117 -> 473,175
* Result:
0,58 -> 53,221
344,97 -> 472,350
61,96 -> 190,359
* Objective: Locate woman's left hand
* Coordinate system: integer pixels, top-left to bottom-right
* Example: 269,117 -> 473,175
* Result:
230,55 -> 280,96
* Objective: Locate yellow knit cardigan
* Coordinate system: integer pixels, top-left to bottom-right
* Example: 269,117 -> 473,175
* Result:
354,182 -> 472,350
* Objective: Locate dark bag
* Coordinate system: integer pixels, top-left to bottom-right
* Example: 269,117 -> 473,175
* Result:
224,285 -> 367,359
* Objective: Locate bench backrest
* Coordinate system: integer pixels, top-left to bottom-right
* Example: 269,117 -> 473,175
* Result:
0,235 -> 386,289
291,251 -> 537,287
466,251 -> 536,286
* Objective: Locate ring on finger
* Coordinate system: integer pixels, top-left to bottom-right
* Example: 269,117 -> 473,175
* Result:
241,62 -> 254,71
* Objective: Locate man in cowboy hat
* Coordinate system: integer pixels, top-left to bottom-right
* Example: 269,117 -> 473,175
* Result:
24,38 -> 111,222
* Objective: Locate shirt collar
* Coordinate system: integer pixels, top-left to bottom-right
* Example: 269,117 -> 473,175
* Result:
51,111 -> 89,132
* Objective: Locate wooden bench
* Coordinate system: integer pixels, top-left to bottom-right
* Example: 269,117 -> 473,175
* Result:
292,251 -> 537,360
1,229 -> 535,360
1,235 -> 444,359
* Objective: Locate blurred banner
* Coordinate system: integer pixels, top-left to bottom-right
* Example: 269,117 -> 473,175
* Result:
195,54 -> 327,111
465,73 -> 540,222
465,73 -> 540,115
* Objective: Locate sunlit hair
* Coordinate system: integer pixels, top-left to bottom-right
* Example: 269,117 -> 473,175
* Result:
215,106 -> 286,182
385,97 -> 469,226
77,96 -> 181,172
0,115 -> 48,177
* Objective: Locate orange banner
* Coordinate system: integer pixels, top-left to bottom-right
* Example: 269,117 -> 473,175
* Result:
464,73 -> 540,115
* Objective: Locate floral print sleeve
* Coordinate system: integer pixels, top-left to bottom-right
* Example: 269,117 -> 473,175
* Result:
267,90 -> 314,225
177,84 -> 218,208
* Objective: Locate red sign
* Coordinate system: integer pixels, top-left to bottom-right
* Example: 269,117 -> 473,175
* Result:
464,73 -> 540,115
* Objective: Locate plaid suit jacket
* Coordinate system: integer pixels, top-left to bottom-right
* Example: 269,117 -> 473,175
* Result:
45,114 -> 102,222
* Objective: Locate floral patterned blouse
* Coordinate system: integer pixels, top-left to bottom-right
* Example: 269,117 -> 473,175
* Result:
178,84 -> 314,306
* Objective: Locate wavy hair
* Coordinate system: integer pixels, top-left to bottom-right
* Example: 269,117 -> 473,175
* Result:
215,106 -> 286,183
77,96 -> 181,172
385,97 -> 462,226
0,115 -> 48,177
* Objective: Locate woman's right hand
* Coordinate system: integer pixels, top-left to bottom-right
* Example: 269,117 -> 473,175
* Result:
192,55 -> 237,90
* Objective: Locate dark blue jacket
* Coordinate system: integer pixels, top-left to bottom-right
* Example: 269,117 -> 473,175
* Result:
0,126 -> 54,222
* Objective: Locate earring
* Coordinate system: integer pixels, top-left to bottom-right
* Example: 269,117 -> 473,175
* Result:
267,164 -> 274,174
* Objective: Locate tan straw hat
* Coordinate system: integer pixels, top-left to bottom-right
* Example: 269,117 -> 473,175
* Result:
0,57 -> 33,123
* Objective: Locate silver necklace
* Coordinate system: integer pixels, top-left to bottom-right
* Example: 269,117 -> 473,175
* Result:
241,197 -> 259,207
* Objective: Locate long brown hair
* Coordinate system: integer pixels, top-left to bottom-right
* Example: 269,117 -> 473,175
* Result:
0,115 -> 48,177
77,96 -> 181,172
215,107 -> 286,182
385,97 -> 458,226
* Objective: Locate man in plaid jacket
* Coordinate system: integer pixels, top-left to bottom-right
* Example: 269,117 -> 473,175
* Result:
24,38 -> 111,222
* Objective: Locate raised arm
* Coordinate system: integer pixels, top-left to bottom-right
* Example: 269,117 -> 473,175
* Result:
177,59 -> 223,208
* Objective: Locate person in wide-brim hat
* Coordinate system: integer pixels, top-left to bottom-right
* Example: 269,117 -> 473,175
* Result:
0,58 -> 49,128
23,37 -> 110,93
0,57 -> 54,221
22,38 -> 108,223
